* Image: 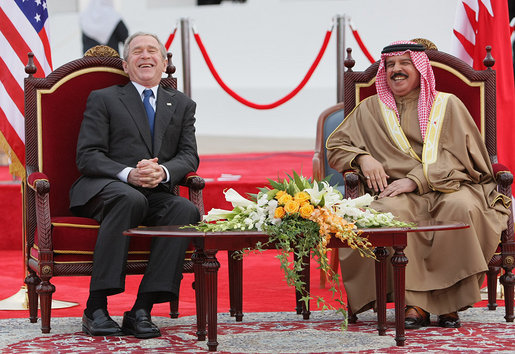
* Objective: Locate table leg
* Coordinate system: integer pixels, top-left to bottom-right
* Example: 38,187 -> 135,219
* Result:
204,249 -> 220,351
192,249 -> 207,341
301,254 -> 311,320
294,252 -> 302,315
374,247 -> 389,336
392,244 -> 408,346
228,250 -> 235,317
228,250 -> 243,321
294,253 -> 311,319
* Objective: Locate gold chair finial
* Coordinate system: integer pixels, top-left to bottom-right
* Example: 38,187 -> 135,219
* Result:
84,45 -> 120,58
410,38 -> 438,50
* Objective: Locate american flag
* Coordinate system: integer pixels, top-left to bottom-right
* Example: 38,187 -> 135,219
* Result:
0,0 -> 53,177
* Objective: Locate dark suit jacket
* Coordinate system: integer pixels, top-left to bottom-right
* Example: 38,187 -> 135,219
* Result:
69,82 -> 199,209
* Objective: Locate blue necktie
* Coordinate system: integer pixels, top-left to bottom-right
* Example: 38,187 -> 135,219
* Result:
143,89 -> 155,138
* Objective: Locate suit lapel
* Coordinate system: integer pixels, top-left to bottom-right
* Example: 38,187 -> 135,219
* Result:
120,83 -> 153,153
153,86 -> 178,154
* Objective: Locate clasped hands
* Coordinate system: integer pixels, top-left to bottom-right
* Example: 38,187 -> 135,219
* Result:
128,157 -> 165,188
356,155 -> 416,198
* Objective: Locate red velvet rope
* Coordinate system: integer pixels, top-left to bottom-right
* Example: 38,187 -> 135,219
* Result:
193,29 -> 333,109
165,27 -> 177,51
350,28 -> 375,64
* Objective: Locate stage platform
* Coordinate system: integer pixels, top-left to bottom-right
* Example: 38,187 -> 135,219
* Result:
0,150 -> 313,250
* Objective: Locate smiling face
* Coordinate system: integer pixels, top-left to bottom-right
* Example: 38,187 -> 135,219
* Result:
122,35 -> 167,87
385,53 -> 420,97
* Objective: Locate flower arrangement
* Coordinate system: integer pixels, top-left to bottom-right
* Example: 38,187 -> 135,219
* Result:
190,171 -> 413,327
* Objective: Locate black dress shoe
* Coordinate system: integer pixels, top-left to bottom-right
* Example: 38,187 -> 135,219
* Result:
404,306 -> 430,329
438,312 -> 461,328
122,309 -> 161,339
82,308 -> 124,336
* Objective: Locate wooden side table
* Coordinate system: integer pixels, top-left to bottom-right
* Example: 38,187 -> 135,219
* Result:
125,221 -> 468,351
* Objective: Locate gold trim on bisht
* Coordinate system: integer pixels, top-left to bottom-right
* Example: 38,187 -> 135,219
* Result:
84,45 -> 120,58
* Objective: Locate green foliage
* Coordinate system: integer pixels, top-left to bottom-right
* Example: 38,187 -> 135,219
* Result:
234,214 -> 348,330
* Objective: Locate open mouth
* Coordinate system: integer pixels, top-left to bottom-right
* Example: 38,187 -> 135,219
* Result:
391,73 -> 408,81
139,63 -> 154,68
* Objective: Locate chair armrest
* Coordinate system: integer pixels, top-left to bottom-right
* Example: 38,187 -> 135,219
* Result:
178,172 -> 206,217
343,170 -> 362,199
179,172 -> 206,190
312,151 -> 323,182
26,171 -> 54,263
493,163 -> 513,194
492,164 -> 514,261
27,171 -> 50,194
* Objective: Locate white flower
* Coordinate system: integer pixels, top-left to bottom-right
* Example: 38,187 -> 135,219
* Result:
322,183 -> 343,207
345,193 -> 374,208
304,182 -> 324,205
224,188 -> 254,208
203,208 -> 234,222
257,194 -> 270,207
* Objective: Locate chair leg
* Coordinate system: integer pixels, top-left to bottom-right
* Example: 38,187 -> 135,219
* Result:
36,279 -> 55,333
500,267 -> 515,322
25,271 -> 41,323
169,298 -> 179,318
320,249 -> 340,288
487,263 -> 501,310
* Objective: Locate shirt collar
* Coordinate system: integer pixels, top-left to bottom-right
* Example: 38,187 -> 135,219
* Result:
131,82 -> 158,100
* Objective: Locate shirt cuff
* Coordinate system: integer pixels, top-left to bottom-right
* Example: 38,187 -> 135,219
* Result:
117,167 -> 133,183
160,165 -> 170,183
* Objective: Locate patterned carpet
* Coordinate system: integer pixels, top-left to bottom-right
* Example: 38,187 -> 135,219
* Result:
1,307 -> 513,353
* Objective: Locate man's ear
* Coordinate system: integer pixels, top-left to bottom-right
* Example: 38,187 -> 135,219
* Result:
122,60 -> 128,74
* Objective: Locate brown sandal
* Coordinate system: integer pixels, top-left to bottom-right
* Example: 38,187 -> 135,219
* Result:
437,311 -> 461,328
405,305 -> 430,329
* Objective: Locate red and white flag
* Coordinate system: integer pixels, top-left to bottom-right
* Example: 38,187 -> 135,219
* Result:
452,0 -> 515,174
0,0 -> 53,177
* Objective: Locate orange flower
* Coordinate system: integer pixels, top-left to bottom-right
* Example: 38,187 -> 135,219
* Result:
284,200 -> 300,214
274,206 -> 286,219
294,191 -> 311,204
275,190 -> 287,200
277,193 -> 293,205
299,203 -> 315,219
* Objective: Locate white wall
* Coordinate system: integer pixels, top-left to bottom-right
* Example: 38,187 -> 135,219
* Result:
47,0 -> 457,139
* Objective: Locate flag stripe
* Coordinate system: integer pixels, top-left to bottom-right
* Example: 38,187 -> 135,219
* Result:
0,31 -> 26,88
0,0 -> 52,176
0,81 -> 25,144
0,7 -> 47,78
453,29 -> 475,61
0,58 -> 24,115
0,2 -> 51,75
0,107 -> 25,164
6,0 -> 52,74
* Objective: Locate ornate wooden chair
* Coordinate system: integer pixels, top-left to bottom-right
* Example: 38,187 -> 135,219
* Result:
313,45 -> 514,322
23,46 -> 205,333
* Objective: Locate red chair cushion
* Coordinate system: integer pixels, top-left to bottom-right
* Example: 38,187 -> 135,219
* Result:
32,216 -> 152,263
31,216 -> 194,264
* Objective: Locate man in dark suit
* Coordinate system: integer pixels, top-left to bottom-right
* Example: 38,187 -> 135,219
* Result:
70,32 -> 200,339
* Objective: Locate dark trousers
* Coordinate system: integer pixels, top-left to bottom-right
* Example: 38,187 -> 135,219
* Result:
74,181 -> 200,299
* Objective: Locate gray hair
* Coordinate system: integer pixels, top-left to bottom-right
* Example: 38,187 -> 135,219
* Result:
123,32 -> 167,60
